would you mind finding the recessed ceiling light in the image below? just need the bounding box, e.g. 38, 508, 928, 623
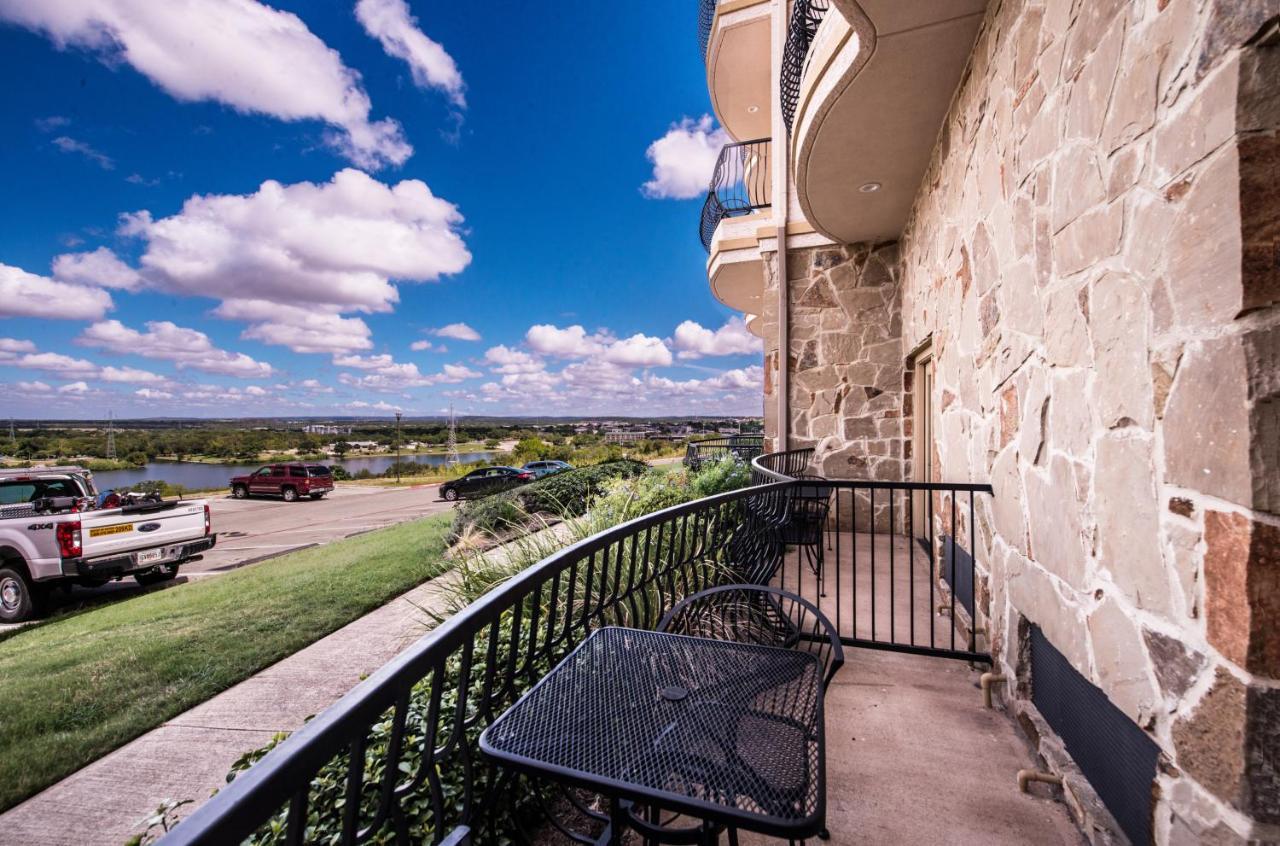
859, 182, 882, 193
746, 105, 760, 113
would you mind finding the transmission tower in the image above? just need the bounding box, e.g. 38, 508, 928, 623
445, 404, 460, 468
105, 411, 117, 460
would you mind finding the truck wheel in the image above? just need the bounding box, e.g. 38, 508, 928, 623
232, 485, 248, 499
282, 487, 299, 502
135, 565, 178, 586
0, 566, 41, 624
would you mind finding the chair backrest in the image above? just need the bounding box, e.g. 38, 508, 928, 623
657, 584, 846, 692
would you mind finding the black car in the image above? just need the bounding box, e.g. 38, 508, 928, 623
440, 466, 533, 501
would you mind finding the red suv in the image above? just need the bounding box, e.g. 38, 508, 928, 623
229, 463, 334, 502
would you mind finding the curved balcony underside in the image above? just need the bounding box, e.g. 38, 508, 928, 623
704, 0, 772, 141
792, 0, 987, 245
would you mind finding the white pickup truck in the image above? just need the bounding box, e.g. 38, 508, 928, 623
0, 466, 216, 622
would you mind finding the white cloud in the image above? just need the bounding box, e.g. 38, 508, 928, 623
58, 381, 90, 394
244, 385, 268, 396
0, 338, 37, 356
334, 353, 480, 391
14, 352, 101, 379
52, 135, 114, 169
0, 262, 113, 320
355, 0, 465, 107
431, 322, 480, 341
52, 247, 143, 291
0, 0, 412, 168
134, 387, 174, 400
641, 115, 729, 200
77, 320, 274, 378
345, 399, 402, 412
671, 316, 762, 359
483, 344, 544, 374
121, 169, 470, 312
410, 340, 433, 351
100, 365, 165, 384
299, 379, 335, 394
525, 324, 607, 358
603, 333, 673, 367
16, 380, 52, 392
214, 299, 373, 354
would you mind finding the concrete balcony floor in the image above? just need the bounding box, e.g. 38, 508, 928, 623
538, 532, 1085, 843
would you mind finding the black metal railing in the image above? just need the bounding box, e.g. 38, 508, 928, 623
163, 451, 992, 845
753, 449, 995, 663
163, 484, 793, 846
752, 446, 816, 482
698, 0, 717, 61
700, 139, 772, 252
781, 0, 832, 134
684, 434, 766, 471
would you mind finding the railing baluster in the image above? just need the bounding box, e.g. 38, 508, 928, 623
889, 488, 896, 645
870, 487, 876, 642
969, 490, 977, 653
908, 487, 915, 647
950, 490, 958, 652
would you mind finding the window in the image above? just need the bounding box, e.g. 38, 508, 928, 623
0, 482, 36, 505
289, 466, 307, 477
255, 468, 272, 477
0, 479, 79, 504
307, 466, 331, 477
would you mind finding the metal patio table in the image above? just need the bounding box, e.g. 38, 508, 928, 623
479, 626, 826, 843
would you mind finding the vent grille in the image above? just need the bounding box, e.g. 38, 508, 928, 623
940, 534, 975, 619
1030, 625, 1159, 845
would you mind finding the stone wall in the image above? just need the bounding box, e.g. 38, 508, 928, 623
894, 0, 1280, 842
761, 242, 906, 481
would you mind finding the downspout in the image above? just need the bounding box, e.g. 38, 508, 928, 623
773, 0, 789, 452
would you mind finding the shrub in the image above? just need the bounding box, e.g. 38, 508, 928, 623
449, 459, 648, 541
515, 459, 646, 517
449, 492, 526, 539
689, 456, 754, 498
329, 466, 350, 481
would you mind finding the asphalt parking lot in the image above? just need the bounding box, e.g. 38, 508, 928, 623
1, 483, 453, 630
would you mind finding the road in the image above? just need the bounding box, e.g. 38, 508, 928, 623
2, 483, 452, 630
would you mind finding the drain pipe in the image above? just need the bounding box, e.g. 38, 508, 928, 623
772, 0, 790, 452
980, 672, 1007, 708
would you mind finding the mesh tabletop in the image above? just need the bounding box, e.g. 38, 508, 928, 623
480, 626, 824, 835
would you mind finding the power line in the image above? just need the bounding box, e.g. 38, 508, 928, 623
106, 411, 117, 460
446, 404, 460, 468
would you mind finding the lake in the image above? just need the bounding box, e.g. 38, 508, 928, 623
90, 453, 495, 492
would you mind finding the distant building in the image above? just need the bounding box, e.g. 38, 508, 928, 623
303, 424, 353, 435
604, 429, 652, 444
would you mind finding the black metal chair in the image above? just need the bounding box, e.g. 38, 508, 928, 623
622, 586, 843, 844
780, 476, 832, 596
658, 585, 844, 691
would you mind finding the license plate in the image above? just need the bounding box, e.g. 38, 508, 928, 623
136, 548, 166, 565
90, 523, 133, 538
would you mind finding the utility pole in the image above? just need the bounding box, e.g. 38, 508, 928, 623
106, 411, 117, 460
446, 404, 460, 468
394, 411, 403, 485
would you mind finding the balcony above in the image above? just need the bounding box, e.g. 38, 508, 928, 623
700, 0, 772, 141
789, 0, 987, 244
701, 138, 772, 314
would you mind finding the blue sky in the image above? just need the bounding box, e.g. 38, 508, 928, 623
0, 0, 762, 418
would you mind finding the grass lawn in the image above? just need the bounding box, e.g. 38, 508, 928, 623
0, 511, 455, 812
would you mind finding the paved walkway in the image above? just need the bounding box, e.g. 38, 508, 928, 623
0, 569, 462, 846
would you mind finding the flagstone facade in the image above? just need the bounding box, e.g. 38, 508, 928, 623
758, 0, 1279, 842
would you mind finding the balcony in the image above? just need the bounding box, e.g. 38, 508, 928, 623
162, 449, 1084, 845
701, 139, 771, 317
698, 0, 771, 141
786, 0, 987, 244
683, 434, 764, 471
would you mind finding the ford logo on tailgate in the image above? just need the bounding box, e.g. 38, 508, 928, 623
137, 522, 162, 533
